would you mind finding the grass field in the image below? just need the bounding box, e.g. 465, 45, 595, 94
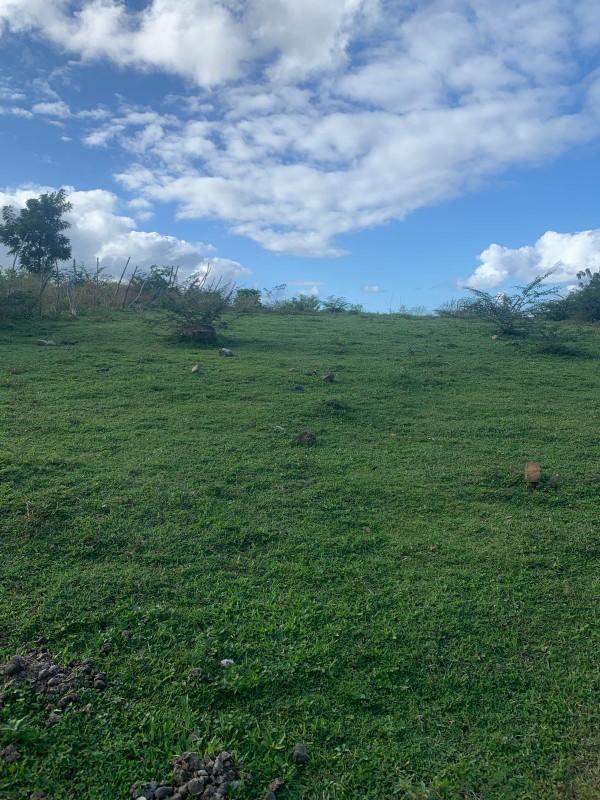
0, 311, 599, 799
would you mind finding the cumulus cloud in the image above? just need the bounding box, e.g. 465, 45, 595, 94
463, 229, 600, 289
362, 285, 381, 293
1, 2, 600, 257
0, 185, 246, 283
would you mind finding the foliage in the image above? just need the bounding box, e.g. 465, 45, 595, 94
233, 287, 263, 314
0, 268, 37, 323
158, 269, 235, 327
463, 272, 559, 334
541, 268, 600, 322
0, 189, 72, 277
0, 312, 599, 799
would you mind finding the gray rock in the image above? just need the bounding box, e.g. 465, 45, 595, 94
94, 679, 107, 691
1, 745, 22, 763
36, 339, 56, 346
268, 777, 285, 792
155, 787, 174, 799
45, 713, 62, 727
264, 793, 277, 800
185, 778, 204, 795
2, 655, 26, 676
218, 348, 234, 357
292, 743, 308, 764
191, 365, 202, 374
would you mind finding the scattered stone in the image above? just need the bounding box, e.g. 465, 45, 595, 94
1, 645, 107, 723
94, 679, 107, 691
268, 777, 285, 792
264, 793, 277, 800
179, 324, 217, 344
36, 339, 56, 346
273, 426, 286, 431
292, 385, 304, 391
292, 743, 308, 764
102, 640, 114, 653
1, 744, 22, 763
83, 703, 94, 713
191, 365, 202, 374
524, 461, 542, 486
60, 338, 78, 345
219, 659, 235, 668
218, 348, 234, 357
121, 630, 132, 639
322, 373, 335, 382
293, 430, 316, 446
130, 751, 245, 800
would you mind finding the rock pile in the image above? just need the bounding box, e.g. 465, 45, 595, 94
0, 644, 107, 718
131, 750, 245, 800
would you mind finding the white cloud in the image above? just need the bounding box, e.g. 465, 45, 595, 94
0, 185, 244, 283
2, 2, 600, 257
463, 229, 600, 289
32, 100, 71, 118
362, 284, 381, 292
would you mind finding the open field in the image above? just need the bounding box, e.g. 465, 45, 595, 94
0, 312, 599, 799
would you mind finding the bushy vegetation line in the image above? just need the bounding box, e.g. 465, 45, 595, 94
0, 311, 599, 799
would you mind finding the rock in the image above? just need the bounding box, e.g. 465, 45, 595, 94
131, 782, 159, 800
218, 348, 234, 357
491, 334, 499, 340
2, 655, 26, 675
219, 659, 235, 668
179, 324, 217, 344
273, 426, 285, 431
264, 793, 277, 800
155, 787, 174, 799
45, 713, 62, 727
186, 778, 205, 795
524, 461, 542, 485
60, 338, 78, 345
292, 743, 308, 764
94, 679, 107, 691
121, 630, 132, 639
293, 430, 316, 446
268, 777, 285, 792
36, 339, 56, 346
322, 373, 335, 382
191, 365, 202, 374
1, 745, 22, 763
548, 474, 560, 488
83, 703, 94, 713
293, 385, 304, 391
57, 692, 79, 709
102, 640, 114, 653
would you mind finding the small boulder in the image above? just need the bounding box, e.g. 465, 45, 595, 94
1, 745, 22, 763
293, 430, 316, 446
179, 324, 217, 343
293, 385, 304, 391
191, 365, 202, 374
218, 348, 234, 357
36, 339, 56, 346
524, 461, 542, 486
268, 777, 285, 792
322, 373, 335, 382
292, 743, 308, 764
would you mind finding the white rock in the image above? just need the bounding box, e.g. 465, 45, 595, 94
220, 659, 235, 668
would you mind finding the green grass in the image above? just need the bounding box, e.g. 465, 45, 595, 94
0, 312, 599, 799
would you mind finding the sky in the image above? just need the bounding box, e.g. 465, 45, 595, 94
1, 0, 600, 312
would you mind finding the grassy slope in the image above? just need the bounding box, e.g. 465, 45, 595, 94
0, 312, 599, 799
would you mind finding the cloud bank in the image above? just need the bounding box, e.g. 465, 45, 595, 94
464, 229, 600, 289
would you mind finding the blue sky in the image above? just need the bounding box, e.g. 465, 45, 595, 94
1, 0, 600, 312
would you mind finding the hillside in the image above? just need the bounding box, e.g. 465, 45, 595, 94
1, 312, 599, 799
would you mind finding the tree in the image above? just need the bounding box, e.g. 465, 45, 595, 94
464, 272, 559, 335
541, 269, 600, 322
0, 189, 73, 312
